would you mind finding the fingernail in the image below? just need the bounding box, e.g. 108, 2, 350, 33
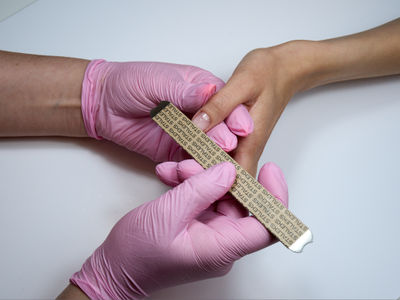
192, 112, 210, 131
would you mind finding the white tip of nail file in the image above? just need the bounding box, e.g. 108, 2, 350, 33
289, 229, 313, 253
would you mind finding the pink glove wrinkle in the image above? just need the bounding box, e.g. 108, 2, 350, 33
81, 59, 254, 162
81, 59, 104, 139
71, 162, 288, 299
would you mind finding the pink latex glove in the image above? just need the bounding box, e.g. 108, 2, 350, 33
81, 60, 254, 162
70, 162, 288, 299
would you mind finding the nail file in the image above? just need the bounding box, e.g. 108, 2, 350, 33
151, 101, 313, 252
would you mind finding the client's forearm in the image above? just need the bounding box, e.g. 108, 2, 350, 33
304, 18, 400, 90
0, 50, 89, 137
57, 284, 89, 300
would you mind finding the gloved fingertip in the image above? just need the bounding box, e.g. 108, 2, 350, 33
181, 83, 217, 112
206, 162, 237, 190
180, 162, 237, 215
189, 69, 225, 92
214, 80, 225, 92
171, 147, 189, 162
226, 104, 254, 137
258, 162, 288, 207
155, 161, 180, 186
177, 159, 204, 182
266, 162, 287, 186
207, 123, 238, 152
237, 217, 276, 253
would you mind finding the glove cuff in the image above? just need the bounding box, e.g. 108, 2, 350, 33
81, 59, 106, 140
70, 248, 149, 299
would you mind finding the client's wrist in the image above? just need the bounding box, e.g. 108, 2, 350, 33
270, 40, 328, 95
56, 284, 90, 300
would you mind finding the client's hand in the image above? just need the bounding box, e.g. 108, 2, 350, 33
81, 60, 253, 162
70, 162, 288, 299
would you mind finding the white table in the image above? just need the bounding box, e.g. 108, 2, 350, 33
1, 1, 399, 299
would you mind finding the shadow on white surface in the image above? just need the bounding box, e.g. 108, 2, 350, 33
0, 136, 157, 178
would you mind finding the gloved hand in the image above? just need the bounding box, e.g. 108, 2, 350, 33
81, 60, 254, 162
70, 162, 288, 299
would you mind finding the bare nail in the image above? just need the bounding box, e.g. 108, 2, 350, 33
192, 112, 210, 131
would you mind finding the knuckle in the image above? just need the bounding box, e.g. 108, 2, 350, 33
204, 94, 231, 121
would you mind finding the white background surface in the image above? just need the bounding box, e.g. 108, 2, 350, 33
0, 1, 399, 299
